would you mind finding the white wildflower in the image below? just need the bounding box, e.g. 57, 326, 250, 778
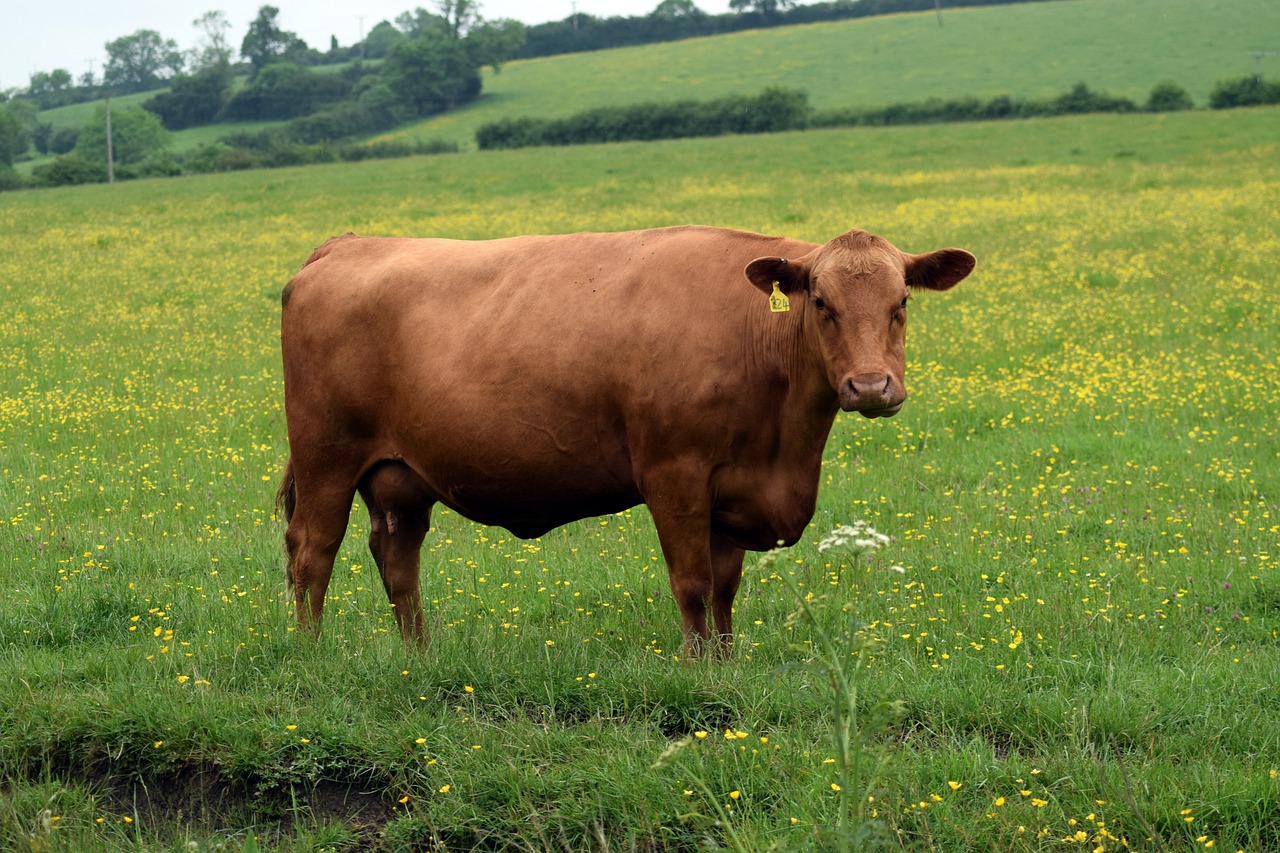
817, 521, 890, 556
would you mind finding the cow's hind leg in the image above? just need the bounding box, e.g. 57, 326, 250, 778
284, 472, 357, 637
710, 534, 746, 655
358, 462, 434, 643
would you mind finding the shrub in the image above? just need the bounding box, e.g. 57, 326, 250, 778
31, 155, 109, 187
135, 151, 183, 178
476, 87, 810, 150
144, 65, 233, 130
74, 104, 171, 166
1209, 75, 1280, 109
49, 127, 79, 155
0, 166, 27, 191
220, 63, 352, 122
1146, 81, 1194, 112
1044, 82, 1137, 116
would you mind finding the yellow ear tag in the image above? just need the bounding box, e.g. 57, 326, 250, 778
768, 281, 790, 313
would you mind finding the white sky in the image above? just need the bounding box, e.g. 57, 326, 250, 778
2, 0, 736, 91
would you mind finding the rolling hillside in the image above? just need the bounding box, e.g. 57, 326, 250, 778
381, 0, 1278, 148
25, 0, 1280, 163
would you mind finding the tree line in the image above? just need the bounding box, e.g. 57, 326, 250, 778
0, 1, 525, 184
514, 0, 1059, 60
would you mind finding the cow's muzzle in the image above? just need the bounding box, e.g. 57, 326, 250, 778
839, 373, 905, 418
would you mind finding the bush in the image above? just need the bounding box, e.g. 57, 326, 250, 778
0, 166, 27, 191
1209, 75, 1280, 109
49, 128, 79, 155
144, 65, 233, 130
220, 63, 352, 122
476, 87, 810, 150
31, 154, 109, 187
1042, 82, 1137, 116
74, 104, 171, 166
260, 143, 336, 168
1146, 81, 1194, 112
135, 151, 183, 177
338, 139, 459, 161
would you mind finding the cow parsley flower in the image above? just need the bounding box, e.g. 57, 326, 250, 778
817, 521, 890, 556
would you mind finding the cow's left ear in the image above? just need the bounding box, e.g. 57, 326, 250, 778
745, 256, 810, 296
902, 248, 976, 291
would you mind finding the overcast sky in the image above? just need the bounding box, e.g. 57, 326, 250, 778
2, 0, 736, 91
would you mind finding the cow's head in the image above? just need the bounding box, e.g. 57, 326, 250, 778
746, 229, 974, 418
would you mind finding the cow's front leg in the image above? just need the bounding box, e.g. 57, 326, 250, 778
644, 464, 719, 658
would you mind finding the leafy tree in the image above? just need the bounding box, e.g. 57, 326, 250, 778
241, 6, 308, 75
50, 127, 79, 155
728, 0, 793, 14
0, 106, 26, 166
144, 64, 233, 129
104, 29, 184, 92
189, 11, 234, 71
0, 100, 37, 164
220, 63, 351, 121
435, 0, 481, 39
381, 31, 480, 115
74, 104, 171, 166
27, 68, 76, 108
464, 19, 526, 72
395, 7, 447, 39
364, 20, 406, 58
651, 0, 704, 20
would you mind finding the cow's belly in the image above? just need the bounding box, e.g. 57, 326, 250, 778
442, 481, 642, 539
388, 411, 641, 539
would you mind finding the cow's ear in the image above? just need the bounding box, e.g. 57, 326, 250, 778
902, 248, 975, 291
745, 256, 810, 295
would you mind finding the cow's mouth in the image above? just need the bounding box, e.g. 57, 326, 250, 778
858, 403, 903, 419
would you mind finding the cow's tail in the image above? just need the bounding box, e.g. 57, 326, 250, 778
276, 457, 297, 522
276, 458, 297, 590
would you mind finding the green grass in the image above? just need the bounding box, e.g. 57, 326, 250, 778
2, 107, 1279, 851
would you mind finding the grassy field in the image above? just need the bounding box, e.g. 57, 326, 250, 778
2, 106, 1279, 851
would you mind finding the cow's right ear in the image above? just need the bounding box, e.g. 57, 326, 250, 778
745, 257, 809, 296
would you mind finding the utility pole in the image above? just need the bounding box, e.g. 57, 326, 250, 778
571, 1, 579, 33
358, 15, 366, 60
934, 0, 944, 28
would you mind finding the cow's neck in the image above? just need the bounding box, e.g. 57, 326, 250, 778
747, 299, 840, 450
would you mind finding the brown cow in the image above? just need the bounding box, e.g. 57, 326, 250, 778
277, 226, 973, 655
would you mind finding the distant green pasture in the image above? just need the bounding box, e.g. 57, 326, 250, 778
386, 0, 1280, 147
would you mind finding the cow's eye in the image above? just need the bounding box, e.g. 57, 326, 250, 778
813, 297, 826, 310
900, 296, 909, 308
